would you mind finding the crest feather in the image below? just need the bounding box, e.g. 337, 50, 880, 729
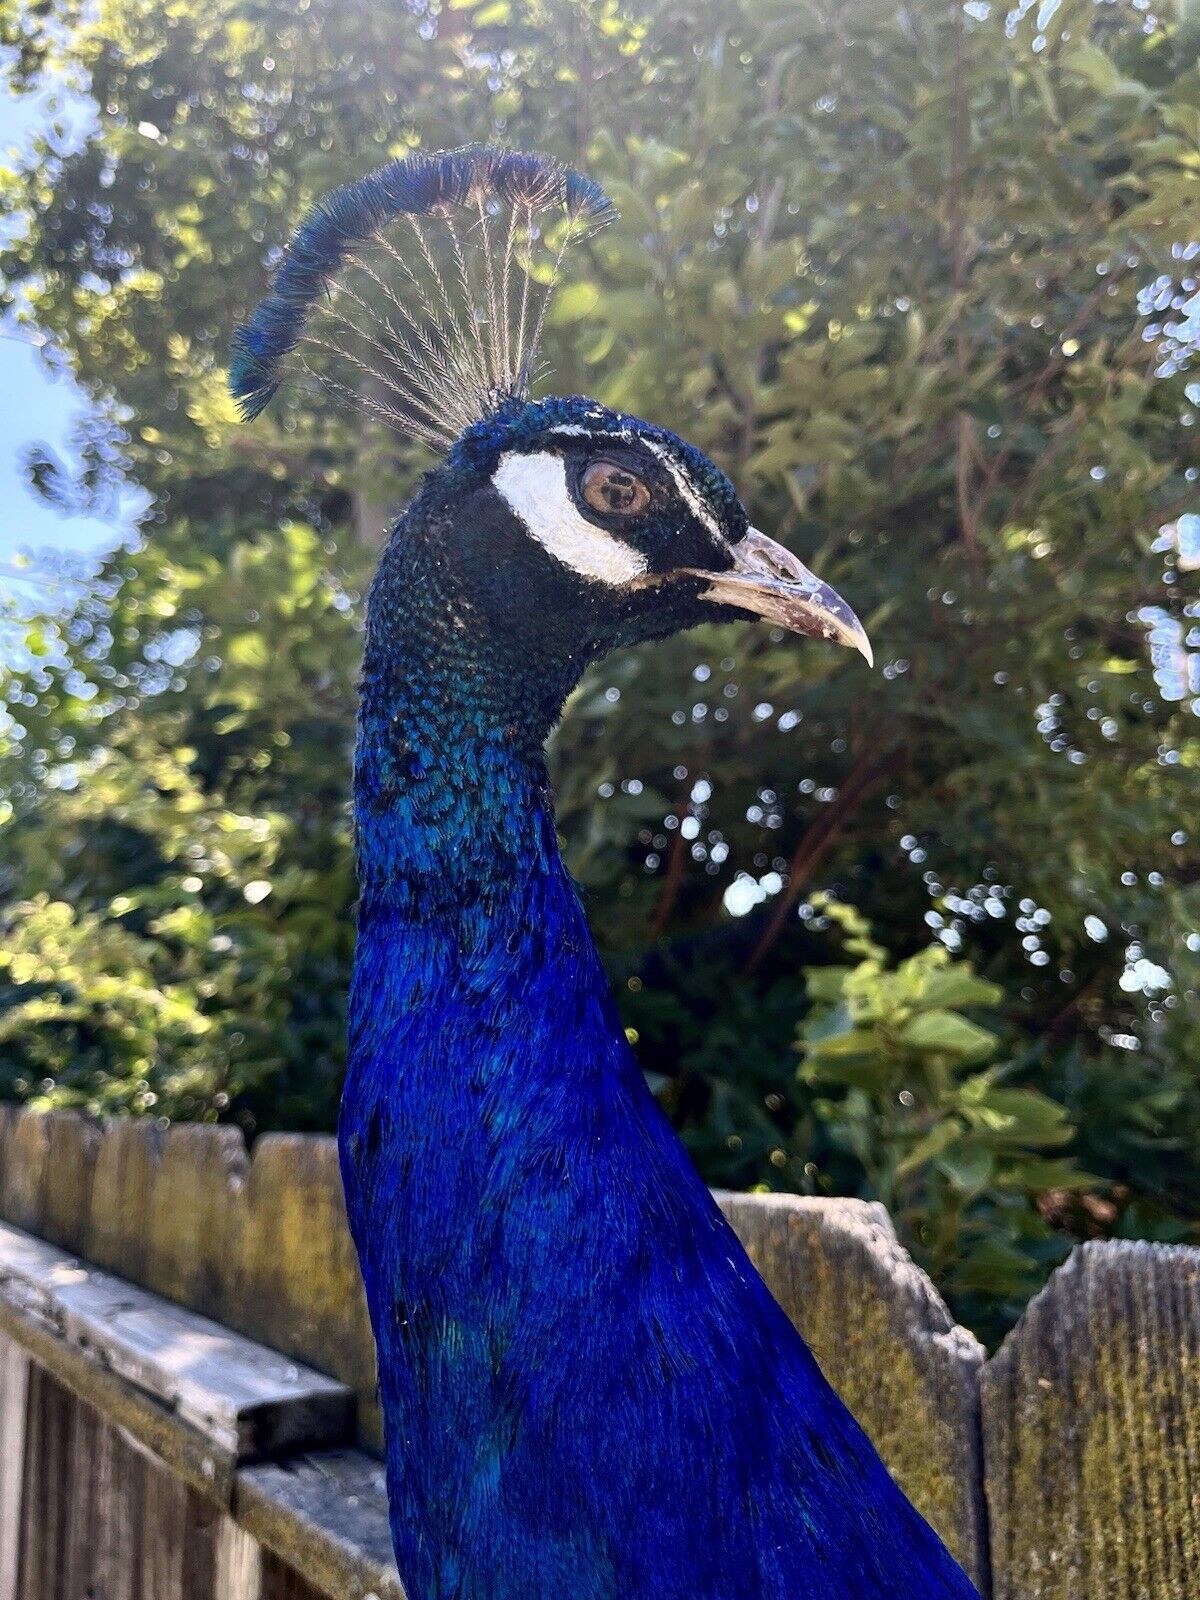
229, 144, 616, 446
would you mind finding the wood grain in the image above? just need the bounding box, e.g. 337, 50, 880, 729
215, 1515, 265, 1600
236, 1451, 402, 1600
717, 1191, 988, 1589
0, 1220, 352, 1466
86, 1414, 144, 1600
0, 1110, 380, 1450
0, 1335, 29, 1600
983, 1240, 1200, 1600
16, 1363, 69, 1600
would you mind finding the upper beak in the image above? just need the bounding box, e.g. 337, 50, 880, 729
681, 527, 873, 667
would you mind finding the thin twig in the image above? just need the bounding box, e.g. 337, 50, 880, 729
948, 0, 980, 570
735, 51, 787, 470
742, 745, 900, 976
648, 778, 695, 938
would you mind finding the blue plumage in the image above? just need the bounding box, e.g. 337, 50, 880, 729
233, 154, 980, 1599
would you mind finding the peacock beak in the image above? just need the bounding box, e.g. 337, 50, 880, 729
685, 527, 873, 666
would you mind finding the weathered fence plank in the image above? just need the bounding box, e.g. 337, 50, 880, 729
16, 1361, 70, 1600
718, 1191, 988, 1589
0, 1108, 381, 1450
237, 1135, 377, 1449
7, 1360, 286, 1600
0, 1221, 353, 1462
983, 1240, 1200, 1599
0, 1219, 353, 1505
141, 1461, 217, 1600
216, 1516, 265, 1600
60, 1389, 102, 1598
0, 1335, 28, 1600
0, 1112, 48, 1240
39, 1110, 100, 1252
4, 1105, 1200, 1599
237, 1451, 401, 1600
86, 1412, 144, 1600
87, 1110, 165, 1283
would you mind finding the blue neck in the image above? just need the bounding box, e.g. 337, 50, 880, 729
340, 507, 979, 1600
353, 516, 578, 929
345, 507, 607, 1130
354, 664, 560, 926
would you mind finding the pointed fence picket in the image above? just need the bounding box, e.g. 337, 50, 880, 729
0, 1106, 1195, 1599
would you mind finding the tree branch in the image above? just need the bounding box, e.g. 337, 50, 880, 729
742, 745, 900, 976
948, 0, 980, 569
648, 778, 694, 939
735, 49, 786, 470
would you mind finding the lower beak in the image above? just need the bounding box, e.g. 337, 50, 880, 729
682, 527, 873, 666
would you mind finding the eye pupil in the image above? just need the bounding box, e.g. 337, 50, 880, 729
581, 460, 650, 516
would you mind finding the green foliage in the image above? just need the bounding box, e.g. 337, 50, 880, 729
1, 0, 1199, 1334
0, 517, 360, 1131
796, 897, 1085, 1338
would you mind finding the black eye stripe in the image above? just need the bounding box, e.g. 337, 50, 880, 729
539, 426, 735, 520
542, 432, 734, 543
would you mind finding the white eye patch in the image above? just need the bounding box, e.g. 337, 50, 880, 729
492, 450, 648, 587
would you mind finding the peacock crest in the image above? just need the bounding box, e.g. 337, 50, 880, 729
229, 144, 616, 449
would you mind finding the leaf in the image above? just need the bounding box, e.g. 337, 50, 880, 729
549, 281, 600, 323
226, 632, 269, 669
961, 1086, 1074, 1149
899, 1010, 997, 1060
896, 1117, 962, 1176
998, 1156, 1096, 1192
802, 1027, 882, 1061
952, 1239, 1040, 1297
917, 969, 1005, 1010
801, 965, 855, 1003
937, 1143, 995, 1196
1063, 44, 1142, 101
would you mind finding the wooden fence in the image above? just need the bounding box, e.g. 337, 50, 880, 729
0, 1106, 1196, 1599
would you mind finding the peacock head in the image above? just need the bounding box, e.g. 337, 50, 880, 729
433, 393, 871, 666
230, 146, 870, 678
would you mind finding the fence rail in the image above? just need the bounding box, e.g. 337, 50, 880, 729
0, 1106, 1196, 1599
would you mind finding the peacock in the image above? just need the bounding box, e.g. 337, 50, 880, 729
231, 146, 980, 1600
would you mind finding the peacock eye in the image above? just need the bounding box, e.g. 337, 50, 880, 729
580, 460, 651, 517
